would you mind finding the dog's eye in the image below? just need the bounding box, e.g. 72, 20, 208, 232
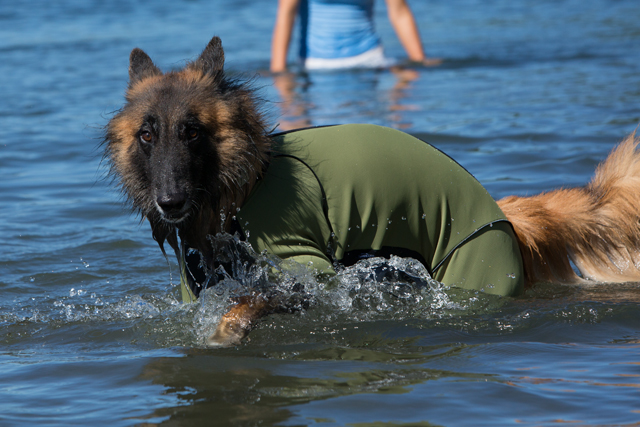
187, 128, 199, 140
140, 131, 152, 143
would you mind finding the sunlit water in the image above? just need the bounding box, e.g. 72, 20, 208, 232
2, 0, 640, 425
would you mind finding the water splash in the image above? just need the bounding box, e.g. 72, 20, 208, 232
326, 255, 459, 318
182, 233, 463, 344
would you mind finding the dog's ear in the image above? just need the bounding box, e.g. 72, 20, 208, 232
192, 36, 225, 76
129, 48, 161, 87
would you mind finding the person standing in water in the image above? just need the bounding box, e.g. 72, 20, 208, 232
271, 0, 442, 72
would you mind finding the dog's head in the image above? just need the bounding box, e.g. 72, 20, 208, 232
104, 37, 270, 257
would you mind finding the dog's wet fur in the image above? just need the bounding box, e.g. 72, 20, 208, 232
105, 37, 640, 346
105, 37, 271, 266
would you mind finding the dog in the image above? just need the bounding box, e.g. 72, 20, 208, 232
104, 36, 640, 346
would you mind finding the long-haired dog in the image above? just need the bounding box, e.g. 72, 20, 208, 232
105, 37, 640, 346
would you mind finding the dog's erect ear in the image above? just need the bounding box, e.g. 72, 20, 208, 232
192, 36, 225, 76
129, 48, 161, 86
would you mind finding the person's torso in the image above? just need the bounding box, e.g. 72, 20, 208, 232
298, 0, 381, 59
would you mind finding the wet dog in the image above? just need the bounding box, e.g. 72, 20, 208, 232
104, 37, 640, 346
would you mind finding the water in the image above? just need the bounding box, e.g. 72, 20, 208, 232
2, 0, 640, 425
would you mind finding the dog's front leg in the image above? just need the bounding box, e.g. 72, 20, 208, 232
207, 294, 273, 347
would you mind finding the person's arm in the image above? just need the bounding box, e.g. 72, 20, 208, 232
385, 0, 441, 65
271, 0, 300, 72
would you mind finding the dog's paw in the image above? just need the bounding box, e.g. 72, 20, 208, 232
206, 318, 249, 347
205, 295, 272, 347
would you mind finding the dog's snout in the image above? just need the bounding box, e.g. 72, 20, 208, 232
156, 193, 187, 215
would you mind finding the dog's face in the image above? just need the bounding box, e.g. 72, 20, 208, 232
105, 37, 270, 255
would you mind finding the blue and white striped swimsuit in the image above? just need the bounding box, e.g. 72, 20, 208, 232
298, 0, 381, 60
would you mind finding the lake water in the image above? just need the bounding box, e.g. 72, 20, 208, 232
2, 0, 640, 425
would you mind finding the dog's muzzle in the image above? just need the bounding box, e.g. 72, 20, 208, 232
156, 193, 191, 222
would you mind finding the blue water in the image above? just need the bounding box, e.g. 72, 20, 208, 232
2, 0, 640, 425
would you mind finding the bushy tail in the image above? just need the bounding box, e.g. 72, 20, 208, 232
498, 132, 640, 286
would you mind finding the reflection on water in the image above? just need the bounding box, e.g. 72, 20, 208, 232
135, 321, 640, 426
137, 344, 477, 426
272, 66, 425, 131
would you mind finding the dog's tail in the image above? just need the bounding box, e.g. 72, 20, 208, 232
497, 132, 640, 286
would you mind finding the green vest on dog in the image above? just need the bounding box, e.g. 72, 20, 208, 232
182, 124, 523, 301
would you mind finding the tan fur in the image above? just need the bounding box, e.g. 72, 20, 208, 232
498, 132, 640, 286
107, 115, 140, 171
207, 295, 273, 347
125, 74, 165, 100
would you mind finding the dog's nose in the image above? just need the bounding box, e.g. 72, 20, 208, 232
156, 193, 187, 215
